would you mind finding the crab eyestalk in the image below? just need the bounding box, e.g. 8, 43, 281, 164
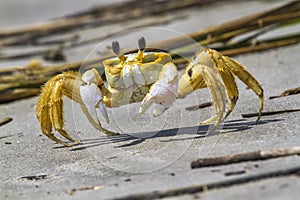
112, 40, 127, 62
136, 37, 146, 61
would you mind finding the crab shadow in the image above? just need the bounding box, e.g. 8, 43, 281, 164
58, 118, 282, 151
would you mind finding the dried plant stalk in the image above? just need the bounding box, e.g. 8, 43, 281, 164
242, 108, 300, 118
191, 146, 300, 168
269, 87, 300, 99
0, 1, 299, 103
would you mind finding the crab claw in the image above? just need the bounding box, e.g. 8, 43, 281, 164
80, 70, 109, 124
139, 62, 178, 117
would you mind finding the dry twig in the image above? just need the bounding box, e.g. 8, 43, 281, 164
185, 102, 212, 111
191, 146, 300, 168
0, 1, 299, 103
19, 174, 48, 181
65, 185, 104, 195
269, 87, 300, 99
0, 0, 230, 42
241, 108, 300, 118
0, 117, 13, 127
115, 166, 300, 199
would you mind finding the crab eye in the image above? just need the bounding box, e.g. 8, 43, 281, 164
111, 40, 127, 62
112, 40, 120, 55
138, 37, 146, 51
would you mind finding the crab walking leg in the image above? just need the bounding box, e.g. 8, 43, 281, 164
139, 62, 178, 116
35, 72, 83, 146
188, 49, 238, 120
193, 64, 227, 126
50, 79, 80, 145
178, 59, 226, 126
216, 62, 239, 119
79, 104, 119, 136
223, 56, 264, 120
36, 77, 70, 146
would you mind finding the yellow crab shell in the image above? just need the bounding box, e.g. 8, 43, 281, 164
103, 52, 172, 89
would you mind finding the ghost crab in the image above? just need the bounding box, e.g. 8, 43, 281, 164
35, 37, 264, 146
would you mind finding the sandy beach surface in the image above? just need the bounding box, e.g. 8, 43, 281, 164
1, 1, 299, 199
